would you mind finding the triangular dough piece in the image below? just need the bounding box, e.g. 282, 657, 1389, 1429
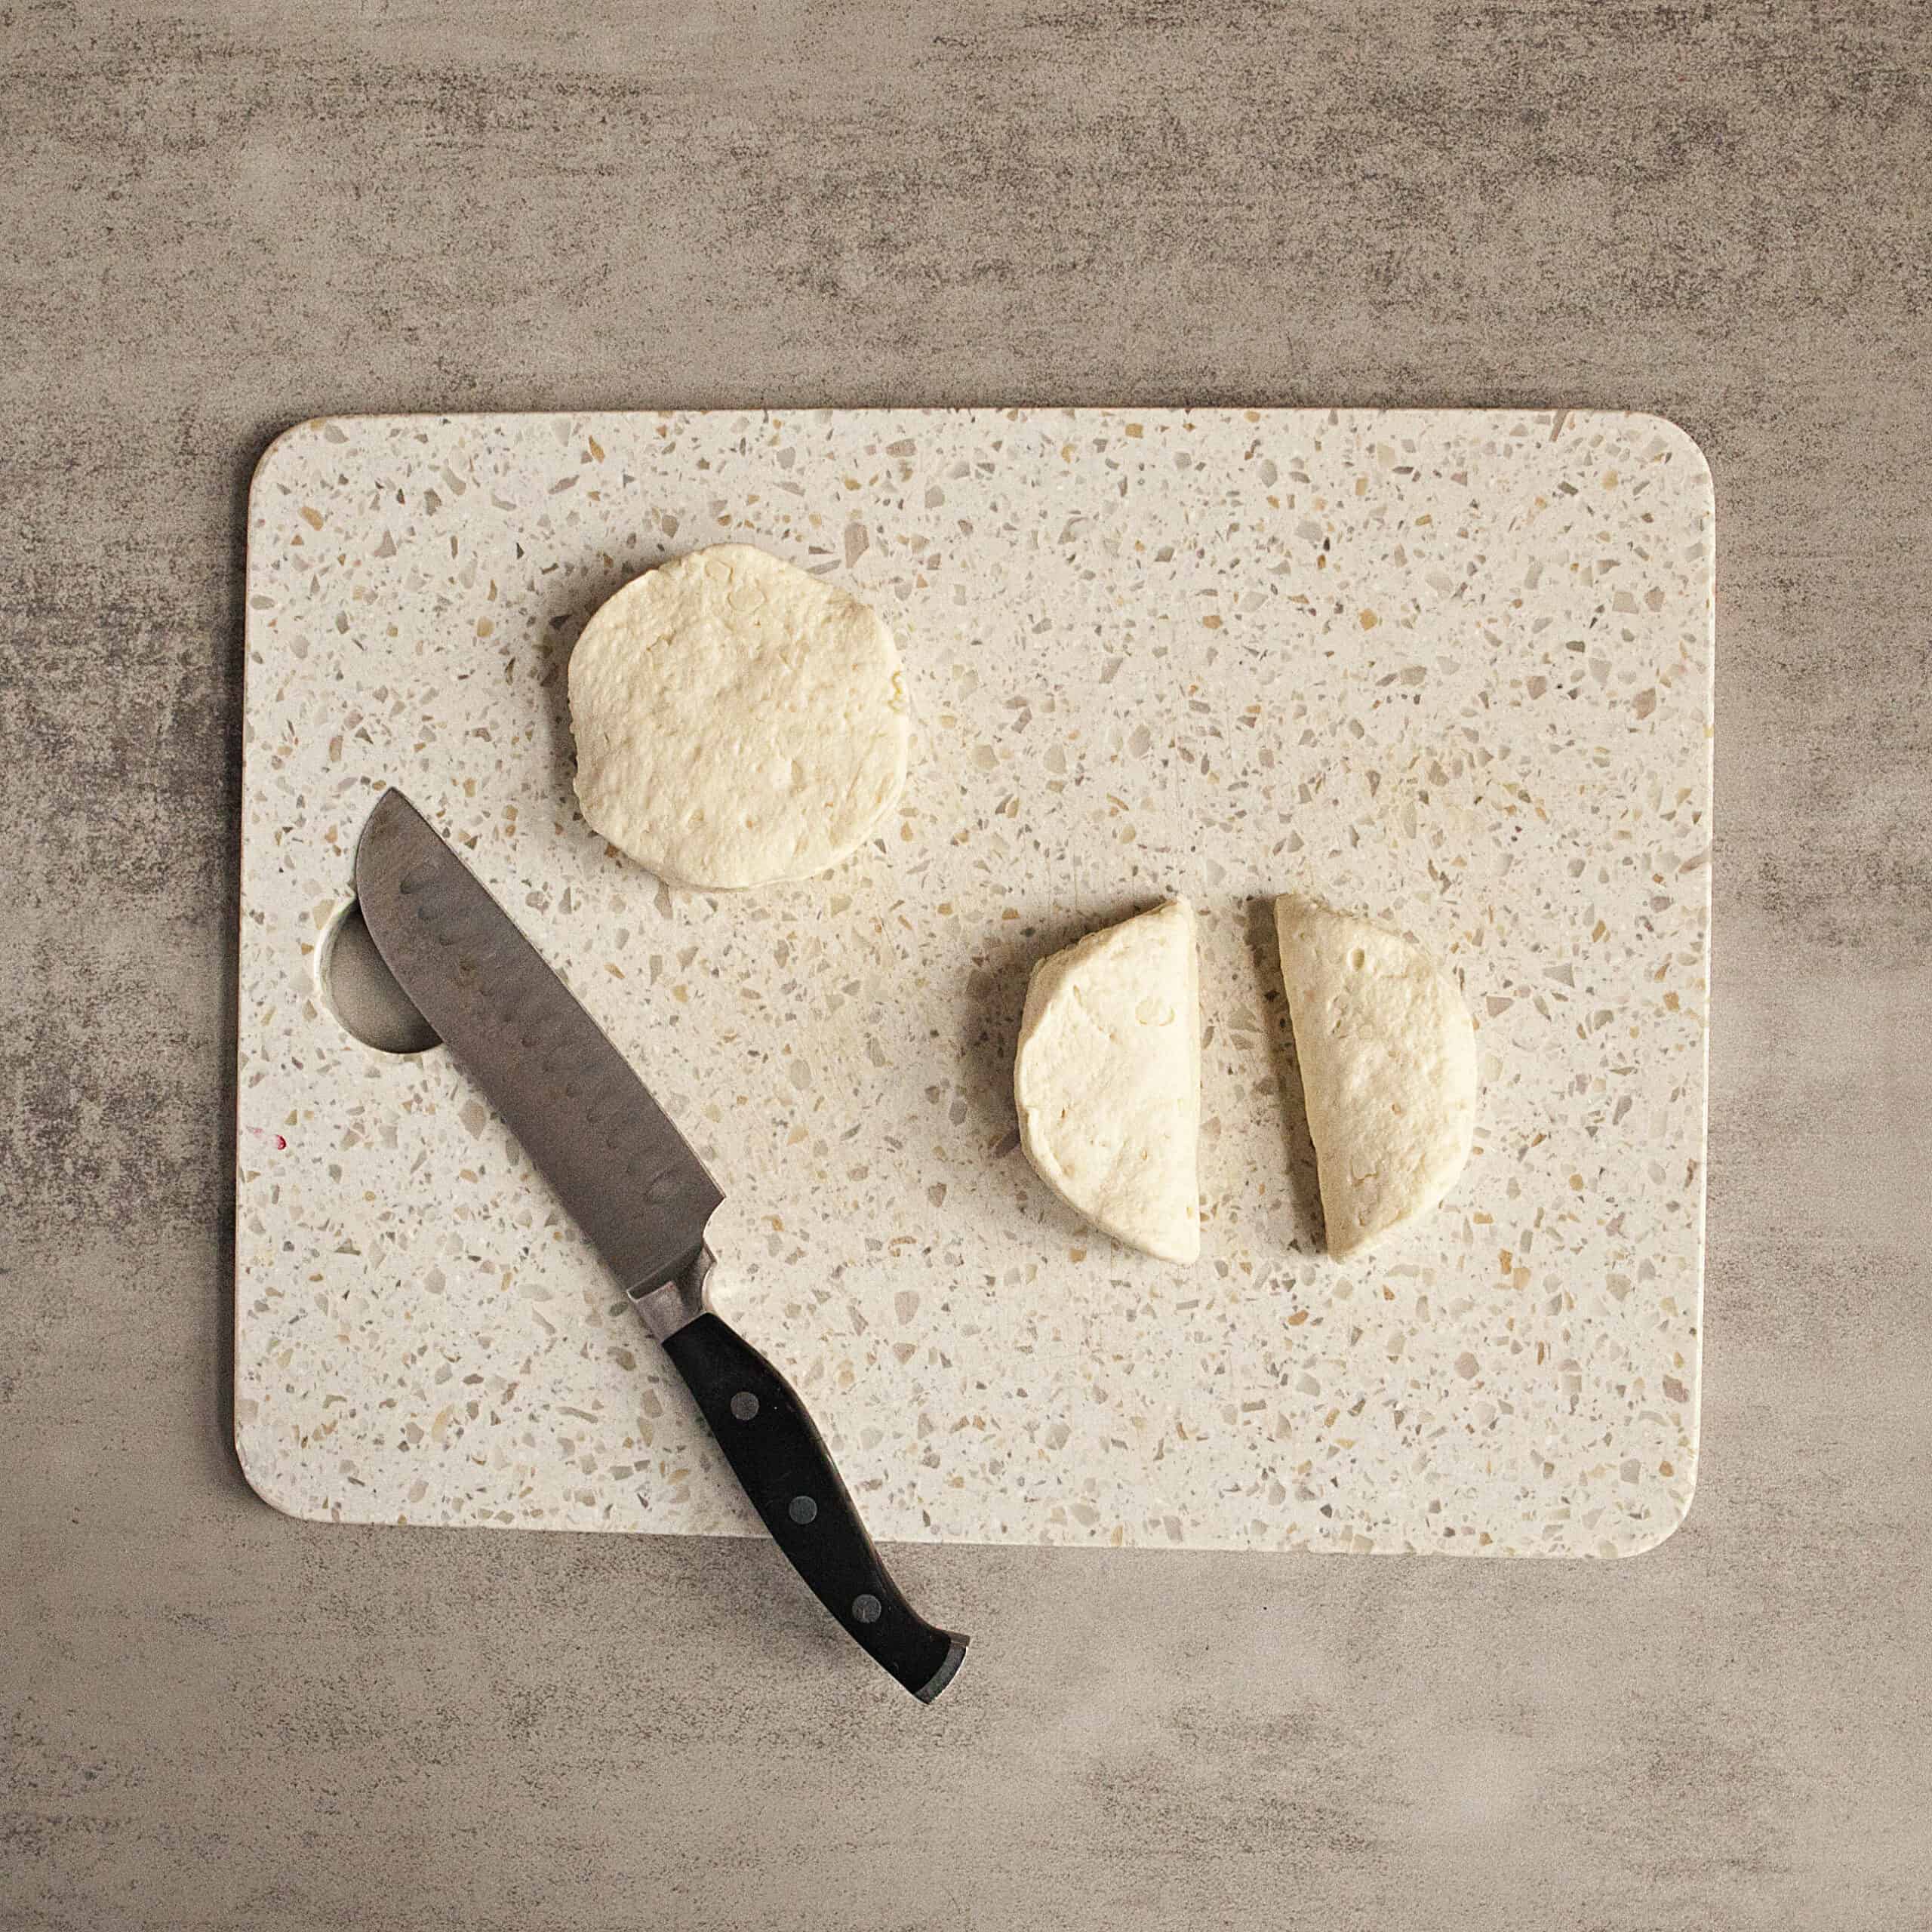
1014, 900, 1201, 1262
1273, 897, 1476, 1258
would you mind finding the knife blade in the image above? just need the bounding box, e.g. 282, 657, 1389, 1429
354, 789, 968, 1703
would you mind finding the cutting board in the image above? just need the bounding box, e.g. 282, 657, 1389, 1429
235, 407, 1712, 1556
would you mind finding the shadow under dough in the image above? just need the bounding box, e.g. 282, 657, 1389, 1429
1244, 894, 1325, 1248
533, 574, 607, 817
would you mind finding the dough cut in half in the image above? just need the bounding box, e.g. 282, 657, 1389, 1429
1014, 900, 1201, 1263
1273, 897, 1476, 1258
569, 544, 909, 890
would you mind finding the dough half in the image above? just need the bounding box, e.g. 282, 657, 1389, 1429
1273, 897, 1476, 1258
1014, 900, 1201, 1263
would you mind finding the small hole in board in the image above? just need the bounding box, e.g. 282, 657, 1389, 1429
319, 899, 442, 1057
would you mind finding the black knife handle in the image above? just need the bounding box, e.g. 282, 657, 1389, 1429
661, 1312, 969, 1703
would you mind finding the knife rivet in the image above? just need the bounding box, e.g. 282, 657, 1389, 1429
851, 1593, 882, 1625
788, 1495, 818, 1525
729, 1392, 759, 1422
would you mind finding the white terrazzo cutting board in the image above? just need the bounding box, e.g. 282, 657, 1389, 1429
236, 407, 1712, 1557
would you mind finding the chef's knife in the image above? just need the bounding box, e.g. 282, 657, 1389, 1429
354, 788, 968, 1703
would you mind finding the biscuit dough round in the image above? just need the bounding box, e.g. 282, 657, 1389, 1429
1014, 900, 1201, 1263
1272, 897, 1477, 1258
569, 545, 909, 889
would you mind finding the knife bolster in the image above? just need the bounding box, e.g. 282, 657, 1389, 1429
627, 1244, 715, 1341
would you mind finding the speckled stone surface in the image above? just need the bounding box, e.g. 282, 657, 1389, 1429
238, 407, 1711, 1555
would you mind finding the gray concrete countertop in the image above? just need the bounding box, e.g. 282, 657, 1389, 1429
3, 5, 1927, 1927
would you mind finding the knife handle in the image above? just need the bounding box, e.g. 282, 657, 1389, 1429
661, 1312, 969, 1703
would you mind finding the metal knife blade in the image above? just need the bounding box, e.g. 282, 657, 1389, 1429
354, 789, 722, 1297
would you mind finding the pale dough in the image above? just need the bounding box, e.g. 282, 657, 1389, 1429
1273, 897, 1476, 1258
1014, 900, 1201, 1263
568, 544, 909, 890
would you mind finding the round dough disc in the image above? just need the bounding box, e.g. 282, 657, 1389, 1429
569, 545, 909, 889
